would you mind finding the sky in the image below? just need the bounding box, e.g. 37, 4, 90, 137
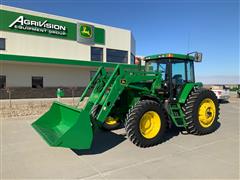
1, 0, 239, 84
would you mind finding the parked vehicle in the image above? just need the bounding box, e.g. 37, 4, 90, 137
237, 85, 240, 98
211, 85, 230, 102
32, 52, 220, 150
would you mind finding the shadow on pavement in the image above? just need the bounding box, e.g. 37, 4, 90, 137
72, 126, 182, 155
164, 126, 180, 141
219, 99, 229, 104
71, 130, 126, 155
180, 121, 221, 135
71, 121, 221, 156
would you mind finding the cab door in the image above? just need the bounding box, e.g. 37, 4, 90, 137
169, 60, 195, 100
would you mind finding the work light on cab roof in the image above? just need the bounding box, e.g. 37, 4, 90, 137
145, 52, 202, 62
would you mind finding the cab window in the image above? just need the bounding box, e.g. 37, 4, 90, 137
172, 62, 186, 85
186, 61, 194, 82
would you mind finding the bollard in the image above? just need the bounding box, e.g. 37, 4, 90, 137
56, 88, 64, 102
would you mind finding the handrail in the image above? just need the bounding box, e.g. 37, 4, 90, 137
94, 64, 120, 105
76, 66, 104, 107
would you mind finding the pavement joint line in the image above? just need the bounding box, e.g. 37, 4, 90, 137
171, 142, 192, 151
170, 137, 233, 153
84, 137, 236, 179
187, 137, 233, 152
83, 152, 179, 179
201, 152, 237, 166
79, 156, 108, 180
179, 137, 239, 166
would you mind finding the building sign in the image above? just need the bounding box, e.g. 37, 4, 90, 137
9, 16, 67, 36
0, 9, 76, 40
0, 9, 105, 44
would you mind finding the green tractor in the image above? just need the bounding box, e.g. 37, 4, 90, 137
32, 52, 220, 149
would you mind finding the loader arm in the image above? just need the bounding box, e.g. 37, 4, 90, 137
32, 64, 161, 150
96, 66, 161, 124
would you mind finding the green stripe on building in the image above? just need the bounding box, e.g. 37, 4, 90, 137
0, 54, 137, 68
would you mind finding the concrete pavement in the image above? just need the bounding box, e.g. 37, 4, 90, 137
1, 98, 239, 179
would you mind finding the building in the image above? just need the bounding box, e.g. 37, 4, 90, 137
0, 5, 136, 99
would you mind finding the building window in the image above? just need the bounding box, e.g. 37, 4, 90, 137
0, 38, 6, 50
32, 76, 43, 88
131, 53, 135, 64
91, 47, 103, 61
107, 49, 128, 63
0, 75, 6, 89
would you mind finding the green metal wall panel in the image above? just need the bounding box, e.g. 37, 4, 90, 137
94, 27, 105, 44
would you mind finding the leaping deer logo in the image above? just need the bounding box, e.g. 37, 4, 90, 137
82, 26, 90, 36
80, 25, 92, 38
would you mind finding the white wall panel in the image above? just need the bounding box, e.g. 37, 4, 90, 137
1, 62, 96, 87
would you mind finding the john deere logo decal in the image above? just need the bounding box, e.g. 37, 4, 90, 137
77, 23, 94, 44
80, 25, 92, 38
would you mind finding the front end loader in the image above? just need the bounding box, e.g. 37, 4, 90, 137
32, 52, 220, 149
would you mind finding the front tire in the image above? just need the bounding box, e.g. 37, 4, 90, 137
125, 100, 167, 148
91, 105, 121, 131
102, 116, 121, 130
183, 88, 220, 135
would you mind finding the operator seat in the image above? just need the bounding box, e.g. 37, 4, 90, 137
172, 74, 183, 85
172, 74, 184, 97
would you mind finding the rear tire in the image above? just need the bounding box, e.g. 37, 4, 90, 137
125, 100, 167, 148
183, 88, 220, 135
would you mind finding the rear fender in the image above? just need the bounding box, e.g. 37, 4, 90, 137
178, 82, 203, 104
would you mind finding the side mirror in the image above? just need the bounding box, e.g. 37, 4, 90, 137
194, 52, 202, 62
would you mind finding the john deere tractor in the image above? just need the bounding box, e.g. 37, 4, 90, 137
32, 52, 220, 149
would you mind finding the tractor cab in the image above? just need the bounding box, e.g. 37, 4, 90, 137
144, 52, 202, 100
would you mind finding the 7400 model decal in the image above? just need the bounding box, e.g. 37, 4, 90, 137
9, 16, 67, 36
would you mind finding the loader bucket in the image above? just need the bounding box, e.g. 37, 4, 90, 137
31, 101, 93, 149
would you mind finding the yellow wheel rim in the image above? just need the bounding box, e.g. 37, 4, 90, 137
198, 98, 216, 128
139, 111, 161, 139
105, 117, 119, 125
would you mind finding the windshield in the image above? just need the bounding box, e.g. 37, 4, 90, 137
145, 60, 166, 72
145, 60, 167, 80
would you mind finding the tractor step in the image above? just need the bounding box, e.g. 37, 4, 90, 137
168, 103, 186, 128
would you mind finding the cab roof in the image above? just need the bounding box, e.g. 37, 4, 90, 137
144, 53, 195, 61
